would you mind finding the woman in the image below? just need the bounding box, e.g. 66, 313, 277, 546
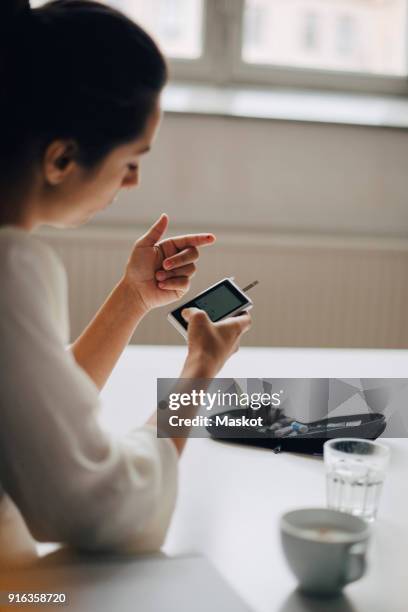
0, 0, 251, 567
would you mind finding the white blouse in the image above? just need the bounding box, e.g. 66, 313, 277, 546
0, 226, 178, 568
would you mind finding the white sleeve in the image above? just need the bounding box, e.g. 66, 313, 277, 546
0, 236, 178, 553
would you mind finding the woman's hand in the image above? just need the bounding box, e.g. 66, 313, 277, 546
181, 308, 252, 378
124, 214, 215, 312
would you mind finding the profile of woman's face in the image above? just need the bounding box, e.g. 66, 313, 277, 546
39, 101, 162, 228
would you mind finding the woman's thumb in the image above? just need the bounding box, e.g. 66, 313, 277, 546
137, 213, 169, 247
181, 307, 203, 322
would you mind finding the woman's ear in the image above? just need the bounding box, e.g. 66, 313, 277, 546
43, 140, 79, 185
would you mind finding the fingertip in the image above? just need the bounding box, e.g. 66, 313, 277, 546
204, 233, 216, 244
195, 233, 216, 247
236, 311, 252, 330
182, 306, 203, 319
236, 310, 249, 317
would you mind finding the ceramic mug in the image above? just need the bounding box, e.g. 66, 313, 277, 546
280, 508, 371, 596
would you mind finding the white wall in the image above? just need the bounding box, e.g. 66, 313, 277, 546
94, 113, 408, 237
41, 112, 408, 349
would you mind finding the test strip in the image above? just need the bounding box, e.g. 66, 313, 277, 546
243, 280, 259, 292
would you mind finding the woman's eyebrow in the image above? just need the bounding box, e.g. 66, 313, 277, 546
138, 145, 151, 154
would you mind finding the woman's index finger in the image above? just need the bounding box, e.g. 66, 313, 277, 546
170, 233, 216, 249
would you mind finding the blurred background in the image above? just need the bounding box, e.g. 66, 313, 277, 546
32, 0, 408, 348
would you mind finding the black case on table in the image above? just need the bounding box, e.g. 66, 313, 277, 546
206, 409, 387, 455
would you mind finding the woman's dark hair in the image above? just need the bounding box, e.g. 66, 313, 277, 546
0, 0, 167, 184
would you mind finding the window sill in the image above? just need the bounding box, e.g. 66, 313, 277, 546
162, 82, 408, 129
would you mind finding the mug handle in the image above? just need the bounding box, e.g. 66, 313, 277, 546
345, 543, 367, 584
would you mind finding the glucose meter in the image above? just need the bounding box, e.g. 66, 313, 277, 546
167, 277, 257, 339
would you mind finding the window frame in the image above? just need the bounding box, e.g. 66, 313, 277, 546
164, 0, 215, 81
33, 0, 408, 95
169, 0, 408, 96
167, 0, 238, 84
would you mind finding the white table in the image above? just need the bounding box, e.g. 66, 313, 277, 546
99, 346, 408, 612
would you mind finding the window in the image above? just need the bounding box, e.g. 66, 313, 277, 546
30, 0, 408, 94
101, 0, 205, 59
239, 1, 407, 78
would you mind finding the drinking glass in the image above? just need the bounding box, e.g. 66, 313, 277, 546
324, 438, 390, 522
